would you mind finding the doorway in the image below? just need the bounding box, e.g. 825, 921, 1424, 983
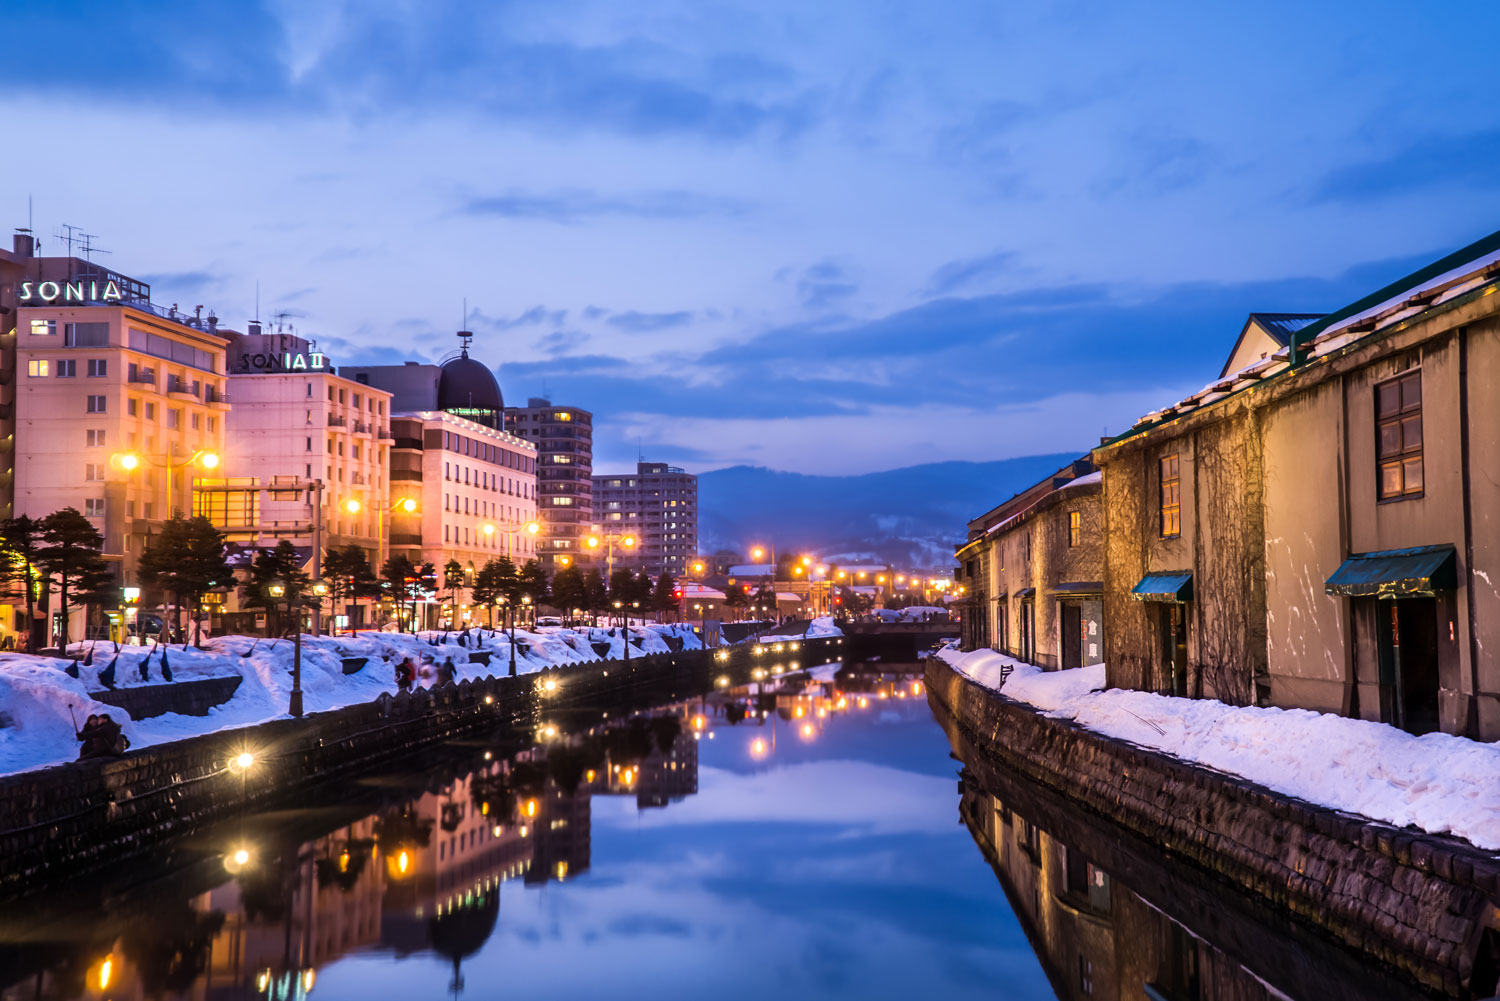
1158, 603, 1188, 696
1376, 597, 1440, 735
1060, 603, 1082, 669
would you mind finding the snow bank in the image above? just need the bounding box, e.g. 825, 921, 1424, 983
0, 623, 705, 777
939, 646, 1500, 851
763, 616, 843, 641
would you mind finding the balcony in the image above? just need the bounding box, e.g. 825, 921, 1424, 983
378, 428, 394, 439
129, 368, 156, 386
165, 378, 200, 400
327, 414, 347, 428
205, 386, 230, 407
353, 420, 372, 434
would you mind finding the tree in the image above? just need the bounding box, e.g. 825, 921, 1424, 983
632, 569, 654, 610
493, 555, 520, 606
583, 569, 608, 624
379, 554, 421, 632
0, 516, 46, 651
471, 559, 501, 627
324, 544, 379, 634
442, 559, 466, 628
38, 508, 114, 648
608, 568, 635, 603
550, 566, 586, 625
242, 541, 313, 636
652, 573, 678, 622
518, 559, 549, 609
724, 584, 749, 618
138, 516, 234, 646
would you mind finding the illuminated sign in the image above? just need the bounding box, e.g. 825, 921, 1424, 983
234, 351, 326, 373
19, 279, 123, 304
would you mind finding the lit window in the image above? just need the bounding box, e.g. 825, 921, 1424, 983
1159, 454, 1180, 538
1069, 511, 1081, 547
1376, 371, 1423, 500
30, 319, 55, 336
27, 360, 48, 377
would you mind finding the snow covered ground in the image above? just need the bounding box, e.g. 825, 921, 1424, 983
0, 623, 704, 778
937, 644, 1500, 852
763, 616, 844, 641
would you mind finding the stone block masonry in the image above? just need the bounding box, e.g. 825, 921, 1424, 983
0, 636, 844, 896
926, 656, 1500, 999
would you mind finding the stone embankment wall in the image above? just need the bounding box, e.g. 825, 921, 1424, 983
0, 635, 843, 894
926, 657, 1500, 1000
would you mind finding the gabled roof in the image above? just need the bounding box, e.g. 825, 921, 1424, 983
1217, 313, 1323, 378
1102, 225, 1500, 452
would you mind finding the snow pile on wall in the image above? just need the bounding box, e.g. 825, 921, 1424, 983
763, 616, 843, 641
938, 646, 1500, 851
0, 623, 704, 778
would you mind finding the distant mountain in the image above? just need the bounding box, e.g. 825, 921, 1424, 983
697, 453, 1080, 568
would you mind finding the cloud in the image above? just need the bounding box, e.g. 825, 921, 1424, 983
783, 259, 857, 311
536, 330, 590, 355
139, 270, 222, 294
1093, 129, 1216, 197
472, 305, 569, 330
461, 188, 750, 224
1310, 127, 1500, 203
607, 310, 694, 332
925, 250, 1016, 296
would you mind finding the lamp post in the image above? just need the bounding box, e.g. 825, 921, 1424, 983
751, 543, 776, 636
264, 575, 322, 718
111, 447, 222, 521
586, 530, 636, 583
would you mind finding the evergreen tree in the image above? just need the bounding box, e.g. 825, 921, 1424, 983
652, 573, 678, 621
608, 568, 635, 602
583, 569, 608, 624
379, 554, 419, 632
324, 544, 379, 633
470, 559, 501, 627
39, 508, 114, 648
442, 559, 466, 628
550, 565, 586, 625
724, 584, 749, 618
518, 559, 549, 608
0, 515, 46, 652
243, 541, 312, 636
633, 569, 655, 609
139, 516, 233, 646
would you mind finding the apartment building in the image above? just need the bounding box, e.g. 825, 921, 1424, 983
215, 324, 393, 560
504, 398, 594, 572
590, 462, 698, 579
13, 292, 230, 641
387, 410, 538, 578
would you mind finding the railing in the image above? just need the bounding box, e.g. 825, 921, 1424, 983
353, 420, 371, 433
378, 429, 394, 439
205, 386, 229, 404
166, 377, 200, 397
129, 368, 156, 385
327, 414, 347, 427
350, 472, 367, 485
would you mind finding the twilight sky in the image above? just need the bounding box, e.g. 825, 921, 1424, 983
3, 0, 1498, 475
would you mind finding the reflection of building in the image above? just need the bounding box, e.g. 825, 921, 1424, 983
631, 727, 698, 809
954, 458, 1103, 667
526, 782, 592, 884
504, 398, 594, 572
591, 462, 699, 579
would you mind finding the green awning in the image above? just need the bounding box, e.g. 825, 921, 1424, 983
1132, 571, 1193, 602
1325, 545, 1457, 597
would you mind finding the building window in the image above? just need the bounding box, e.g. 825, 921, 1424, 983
86, 395, 107, 414
1377, 371, 1423, 500
86, 429, 106, 447
84, 463, 104, 481
167, 408, 181, 429
1078, 956, 1093, 996
30, 319, 56, 337
85, 499, 105, 517
1068, 511, 1081, 547
145, 402, 155, 420
1159, 454, 1181, 538
56, 359, 77, 377
127, 398, 137, 416
87, 359, 107, 377
27, 360, 48, 378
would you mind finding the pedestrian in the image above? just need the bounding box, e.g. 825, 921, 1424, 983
395, 657, 415, 692
438, 658, 456, 686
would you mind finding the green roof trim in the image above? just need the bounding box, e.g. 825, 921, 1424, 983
1288, 225, 1500, 354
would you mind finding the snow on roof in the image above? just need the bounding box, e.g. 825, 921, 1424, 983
679, 582, 725, 599
776, 592, 802, 601
728, 564, 772, 576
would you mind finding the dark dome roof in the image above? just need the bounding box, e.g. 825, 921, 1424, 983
437, 353, 503, 428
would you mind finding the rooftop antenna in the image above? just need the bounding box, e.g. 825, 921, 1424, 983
78, 232, 110, 261
457, 328, 474, 358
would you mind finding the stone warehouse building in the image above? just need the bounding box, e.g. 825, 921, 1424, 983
955, 459, 1104, 670
1093, 228, 1500, 739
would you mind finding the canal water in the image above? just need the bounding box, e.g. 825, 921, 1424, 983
0, 661, 1427, 1000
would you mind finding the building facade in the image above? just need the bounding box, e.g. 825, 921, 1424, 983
1093, 228, 1500, 738
216, 324, 394, 562
955, 460, 1104, 669
591, 462, 699, 579
503, 399, 593, 572
386, 411, 537, 577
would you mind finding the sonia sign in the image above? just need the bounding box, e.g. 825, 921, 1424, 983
234, 351, 327, 373
19, 279, 123, 303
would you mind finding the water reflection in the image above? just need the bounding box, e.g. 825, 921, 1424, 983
939, 698, 1429, 1001
1, 662, 1038, 1001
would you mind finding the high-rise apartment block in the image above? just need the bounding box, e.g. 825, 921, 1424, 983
504, 399, 593, 572
590, 462, 698, 579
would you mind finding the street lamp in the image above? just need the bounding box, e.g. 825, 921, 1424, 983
263, 576, 307, 717
586, 531, 635, 580
111, 447, 221, 520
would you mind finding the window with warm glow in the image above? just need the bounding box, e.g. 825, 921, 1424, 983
1159, 454, 1180, 538
1376, 371, 1423, 500
1068, 510, 1081, 547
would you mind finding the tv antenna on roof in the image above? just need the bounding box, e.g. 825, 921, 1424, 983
78, 232, 109, 261
457, 328, 474, 357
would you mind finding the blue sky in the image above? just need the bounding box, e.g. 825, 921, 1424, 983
3, 0, 1498, 474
